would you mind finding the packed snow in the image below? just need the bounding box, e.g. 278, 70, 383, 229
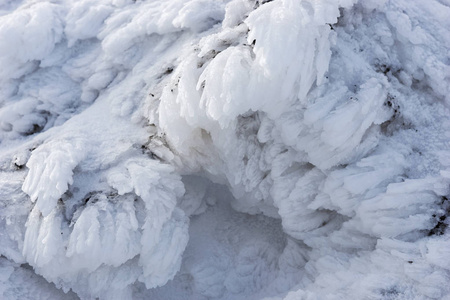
0, 0, 449, 299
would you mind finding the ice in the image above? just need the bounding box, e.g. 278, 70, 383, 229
0, 2, 63, 80
0, 257, 79, 300
22, 138, 86, 216
65, 2, 114, 47
1, 0, 450, 299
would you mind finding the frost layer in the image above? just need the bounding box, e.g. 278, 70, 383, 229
0, 0, 450, 299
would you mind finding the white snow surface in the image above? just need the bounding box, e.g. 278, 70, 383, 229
0, 0, 450, 299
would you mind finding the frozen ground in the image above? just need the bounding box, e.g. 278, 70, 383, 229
0, 0, 450, 299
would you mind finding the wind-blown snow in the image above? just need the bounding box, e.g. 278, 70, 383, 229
0, 0, 449, 299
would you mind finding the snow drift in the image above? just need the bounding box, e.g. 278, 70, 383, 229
0, 0, 449, 299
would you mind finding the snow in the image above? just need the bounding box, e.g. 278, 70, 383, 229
0, 0, 450, 299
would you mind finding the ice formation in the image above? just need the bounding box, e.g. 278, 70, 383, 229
0, 0, 449, 299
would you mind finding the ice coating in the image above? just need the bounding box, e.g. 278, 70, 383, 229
0, 0, 450, 299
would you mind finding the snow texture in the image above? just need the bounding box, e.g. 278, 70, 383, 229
0, 0, 450, 299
